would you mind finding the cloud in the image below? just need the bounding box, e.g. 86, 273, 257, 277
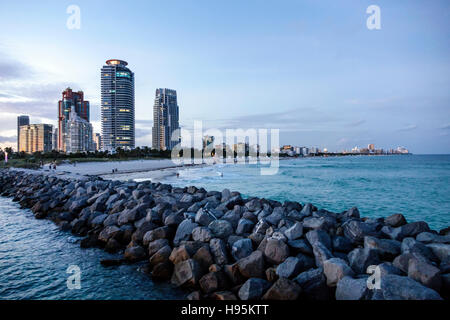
439, 123, 450, 130
397, 124, 418, 132
0, 135, 15, 143
0, 58, 33, 81
347, 119, 365, 127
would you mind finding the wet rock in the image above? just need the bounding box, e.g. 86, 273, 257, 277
332, 236, 354, 253
149, 245, 172, 266
342, 207, 360, 219
147, 239, 169, 257
245, 199, 262, 212
210, 291, 237, 300
98, 225, 120, 243
105, 238, 121, 253
262, 277, 302, 300
323, 258, 354, 287
124, 245, 147, 262
186, 291, 201, 300
236, 218, 255, 235
401, 237, 438, 262
393, 252, 428, 273
238, 278, 271, 300
199, 271, 228, 294
143, 226, 172, 245
306, 230, 332, 249
426, 243, 450, 263
342, 220, 379, 243
193, 246, 214, 271
169, 245, 192, 265
364, 236, 401, 260
377, 262, 404, 277
151, 261, 173, 280
416, 232, 450, 244
311, 242, 334, 268
294, 267, 330, 300
195, 208, 216, 226
287, 239, 313, 255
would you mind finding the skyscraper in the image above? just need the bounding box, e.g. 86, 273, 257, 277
58, 88, 90, 152
101, 59, 135, 151
152, 88, 180, 151
19, 124, 53, 153
65, 108, 94, 153
17, 115, 30, 152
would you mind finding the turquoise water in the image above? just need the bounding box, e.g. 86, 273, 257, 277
0, 197, 186, 300
133, 155, 450, 231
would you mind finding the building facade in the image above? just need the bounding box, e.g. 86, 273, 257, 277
58, 88, 90, 152
17, 115, 30, 152
101, 59, 135, 151
152, 88, 180, 151
94, 133, 102, 151
19, 124, 53, 153
64, 109, 94, 153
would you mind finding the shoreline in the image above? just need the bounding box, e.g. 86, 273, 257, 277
0, 168, 448, 300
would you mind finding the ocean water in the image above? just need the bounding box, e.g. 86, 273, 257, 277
130, 155, 450, 231
0, 197, 186, 300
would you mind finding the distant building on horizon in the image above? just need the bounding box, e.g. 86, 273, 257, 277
94, 133, 102, 151
19, 124, 53, 153
65, 108, 94, 153
152, 88, 180, 151
58, 87, 91, 152
17, 115, 30, 152
101, 59, 135, 151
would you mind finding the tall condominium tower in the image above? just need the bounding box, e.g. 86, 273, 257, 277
101, 59, 135, 151
152, 88, 180, 151
19, 124, 53, 153
17, 115, 30, 152
58, 88, 90, 152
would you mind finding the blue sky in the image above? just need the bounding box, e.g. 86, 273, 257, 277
0, 0, 449, 153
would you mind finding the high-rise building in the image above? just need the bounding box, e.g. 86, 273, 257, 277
65, 108, 94, 153
94, 133, 102, 151
101, 59, 135, 151
152, 88, 180, 151
368, 144, 375, 151
58, 88, 90, 152
17, 115, 30, 152
19, 124, 53, 153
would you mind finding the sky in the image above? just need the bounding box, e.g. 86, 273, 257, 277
0, 0, 449, 153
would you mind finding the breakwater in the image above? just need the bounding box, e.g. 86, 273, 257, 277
0, 168, 449, 300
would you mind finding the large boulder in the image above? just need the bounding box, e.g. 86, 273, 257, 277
371, 274, 442, 300
209, 238, 229, 265
408, 258, 442, 291
149, 245, 172, 266
231, 238, 253, 261
262, 277, 302, 300
348, 248, 381, 274
416, 232, 450, 244
264, 238, 290, 265
294, 268, 330, 300
385, 213, 407, 227
199, 272, 228, 294
209, 220, 234, 239
148, 239, 170, 257
342, 220, 379, 243
98, 225, 120, 243
426, 243, 450, 263
323, 258, 354, 287
335, 276, 370, 300
238, 278, 271, 300
237, 250, 265, 278
284, 222, 303, 241
195, 208, 216, 226
171, 259, 202, 288
173, 219, 198, 245
236, 219, 255, 235
364, 236, 401, 260
401, 237, 438, 262
124, 245, 147, 262
276, 256, 303, 279
192, 227, 213, 243
305, 230, 331, 249
382, 221, 431, 241
311, 242, 334, 268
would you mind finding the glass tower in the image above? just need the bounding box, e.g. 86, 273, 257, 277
101, 59, 135, 151
152, 88, 180, 151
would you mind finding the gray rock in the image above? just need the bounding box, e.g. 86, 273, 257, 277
265, 207, 284, 226
311, 242, 334, 268
171, 259, 202, 288
262, 277, 302, 300
385, 213, 407, 227
143, 226, 171, 244
392, 252, 428, 273
284, 222, 303, 241
231, 238, 253, 261
364, 236, 401, 260
371, 274, 442, 300
236, 218, 255, 235
416, 232, 450, 244
264, 238, 290, 265
377, 262, 404, 277
192, 226, 213, 243
332, 236, 354, 253
238, 278, 271, 300
303, 217, 330, 230
343, 207, 360, 219
195, 208, 216, 226
237, 250, 265, 278
348, 248, 381, 274
124, 245, 147, 262
209, 238, 229, 265
323, 258, 355, 287
98, 225, 120, 242
288, 239, 313, 255
408, 258, 442, 291
401, 237, 438, 262
294, 267, 330, 300
426, 243, 450, 263
306, 230, 332, 249
300, 203, 313, 217
209, 219, 234, 239
147, 239, 170, 256
174, 219, 198, 245
245, 199, 262, 212
335, 276, 369, 300
382, 221, 431, 241
253, 219, 270, 235
343, 220, 379, 243
276, 256, 303, 279
149, 245, 172, 266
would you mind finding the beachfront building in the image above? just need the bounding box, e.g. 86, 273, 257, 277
19, 124, 53, 153
152, 88, 180, 151
58, 88, 91, 152
101, 59, 135, 151
64, 109, 94, 153
17, 115, 30, 152
94, 133, 102, 151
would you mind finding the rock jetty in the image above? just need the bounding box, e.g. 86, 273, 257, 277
0, 169, 449, 300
